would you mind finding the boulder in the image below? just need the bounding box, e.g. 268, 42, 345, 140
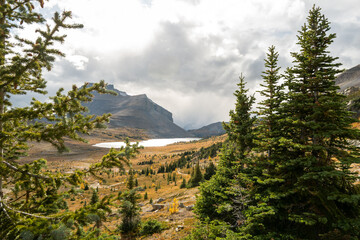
176, 225, 184, 232
137, 187, 145, 192
156, 197, 165, 203
151, 204, 165, 211
186, 205, 194, 211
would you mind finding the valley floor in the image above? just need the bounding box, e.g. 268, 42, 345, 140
21, 129, 225, 239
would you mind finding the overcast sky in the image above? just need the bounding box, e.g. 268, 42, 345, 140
15, 0, 360, 129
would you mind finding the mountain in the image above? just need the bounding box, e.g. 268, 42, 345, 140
334, 65, 360, 117
83, 84, 193, 138
188, 122, 226, 138
336, 64, 360, 91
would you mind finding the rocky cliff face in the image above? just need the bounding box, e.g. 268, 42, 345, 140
335, 65, 360, 117
83, 84, 192, 138
336, 64, 360, 90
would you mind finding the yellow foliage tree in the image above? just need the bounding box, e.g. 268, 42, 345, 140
169, 198, 179, 214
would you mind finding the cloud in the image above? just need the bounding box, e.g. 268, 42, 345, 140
14, 0, 360, 129
66, 55, 89, 70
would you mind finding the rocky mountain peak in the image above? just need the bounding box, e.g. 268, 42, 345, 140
83, 83, 192, 138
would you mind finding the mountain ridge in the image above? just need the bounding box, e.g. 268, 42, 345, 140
83, 84, 192, 138
336, 64, 360, 90
188, 122, 226, 138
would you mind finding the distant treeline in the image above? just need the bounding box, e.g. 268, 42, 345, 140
157, 142, 223, 173
193, 142, 222, 160
137, 159, 154, 165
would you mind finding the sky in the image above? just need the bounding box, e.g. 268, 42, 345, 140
14, 0, 360, 130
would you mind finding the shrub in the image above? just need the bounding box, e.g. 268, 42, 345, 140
140, 219, 163, 236
183, 219, 230, 240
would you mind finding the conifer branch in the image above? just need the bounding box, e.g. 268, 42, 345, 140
7, 192, 27, 204
2, 160, 50, 180
0, 10, 82, 89
1, 200, 56, 219
0, 199, 13, 224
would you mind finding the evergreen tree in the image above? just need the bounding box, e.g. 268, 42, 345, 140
187, 161, 203, 187
240, 6, 360, 239
118, 168, 141, 236
127, 169, 135, 190
281, 6, 360, 238
203, 160, 217, 180
194, 75, 256, 227
192, 6, 360, 239
235, 46, 287, 237
255, 45, 284, 158
91, 189, 99, 205
180, 178, 187, 189
0, 1, 140, 239
135, 178, 139, 187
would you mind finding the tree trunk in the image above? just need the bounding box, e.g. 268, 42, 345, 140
0, 0, 6, 201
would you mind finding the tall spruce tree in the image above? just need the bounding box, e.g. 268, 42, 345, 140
194, 74, 256, 228
234, 46, 287, 238
281, 6, 360, 238
0, 1, 140, 239
255, 45, 284, 158
240, 6, 360, 239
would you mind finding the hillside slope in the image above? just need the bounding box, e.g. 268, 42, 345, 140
336, 64, 360, 90
188, 122, 226, 138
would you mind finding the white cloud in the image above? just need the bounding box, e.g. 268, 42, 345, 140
19, 0, 360, 129
66, 55, 89, 70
